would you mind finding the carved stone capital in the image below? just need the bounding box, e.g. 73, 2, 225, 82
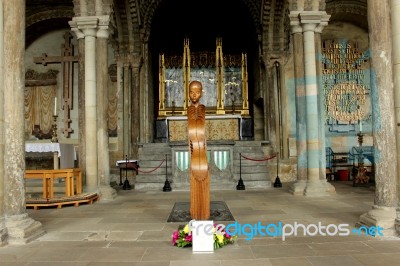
297, 11, 330, 32
69, 16, 98, 38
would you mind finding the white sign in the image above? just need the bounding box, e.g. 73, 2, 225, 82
191, 220, 214, 253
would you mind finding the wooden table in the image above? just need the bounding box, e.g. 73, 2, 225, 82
25, 168, 82, 198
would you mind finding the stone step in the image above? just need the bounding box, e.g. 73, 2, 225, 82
135, 140, 272, 190
136, 175, 170, 183
233, 173, 269, 181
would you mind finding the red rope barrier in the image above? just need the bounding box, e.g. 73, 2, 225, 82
240, 153, 277, 162
132, 160, 165, 174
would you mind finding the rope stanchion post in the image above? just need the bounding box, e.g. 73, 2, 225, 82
122, 155, 132, 190
236, 153, 245, 190
163, 154, 171, 192
273, 152, 282, 188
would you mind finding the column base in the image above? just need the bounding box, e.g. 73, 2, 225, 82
0, 218, 7, 246
99, 185, 117, 201
289, 180, 306, 195
5, 213, 45, 245
304, 180, 336, 197
357, 205, 397, 237
395, 218, 400, 236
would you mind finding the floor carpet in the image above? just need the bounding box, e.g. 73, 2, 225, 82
167, 201, 235, 222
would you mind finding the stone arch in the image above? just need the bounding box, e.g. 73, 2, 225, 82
25, 8, 74, 47
326, 0, 368, 30
259, 0, 291, 57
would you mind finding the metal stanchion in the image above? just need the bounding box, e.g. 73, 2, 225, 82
236, 153, 245, 190
122, 155, 131, 190
273, 153, 282, 188
163, 154, 171, 192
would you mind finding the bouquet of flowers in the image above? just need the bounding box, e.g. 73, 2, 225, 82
171, 223, 237, 249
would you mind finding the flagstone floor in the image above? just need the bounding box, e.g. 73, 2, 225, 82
1, 181, 400, 266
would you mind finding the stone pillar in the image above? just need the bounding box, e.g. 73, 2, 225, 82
116, 60, 124, 158
358, 0, 398, 236
391, 0, 400, 206
315, 25, 335, 194
71, 17, 99, 192
289, 17, 307, 195
75, 33, 86, 185
0, 0, 7, 245
123, 62, 131, 157
300, 12, 331, 196
141, 40, 153, 142
265, 59, 278, 152
3, 0, 44, 244
131, 55, 141, 159
96, 17, 116, 199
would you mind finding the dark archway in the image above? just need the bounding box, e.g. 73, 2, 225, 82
150, 0, 257, 54
149, 0, 258, 123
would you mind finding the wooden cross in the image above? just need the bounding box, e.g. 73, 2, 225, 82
34, 32, 79, 138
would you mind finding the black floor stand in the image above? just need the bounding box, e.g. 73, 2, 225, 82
274, 153, 282, 188
237, 153, 245, 190
122, 155, 131, 190
163, 154, 172, 192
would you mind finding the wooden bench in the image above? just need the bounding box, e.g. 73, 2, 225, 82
25, 168, 82, 199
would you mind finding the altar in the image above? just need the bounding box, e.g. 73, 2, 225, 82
168, 115, 240, 141
155, 37, 253, 142
25, 142, 76, 169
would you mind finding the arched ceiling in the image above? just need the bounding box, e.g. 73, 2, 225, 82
25, 0, 369, 53
325, 0, 368, 30
26, 0, 74, 47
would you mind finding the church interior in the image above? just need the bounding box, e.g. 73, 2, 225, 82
1, 0, 400, 264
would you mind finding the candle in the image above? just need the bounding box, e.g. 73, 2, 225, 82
54, 97, 57, 116
359, 120, 362, 132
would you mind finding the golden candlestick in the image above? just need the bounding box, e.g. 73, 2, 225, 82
51, 115, 58, 143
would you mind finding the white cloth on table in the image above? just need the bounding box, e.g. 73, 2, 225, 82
25, 143, 61, 157
116, 159, 138, 166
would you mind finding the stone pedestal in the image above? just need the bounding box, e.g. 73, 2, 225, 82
0, 219, 6, 246
5, 214, 45, 245
357, 206, 397, 236
289, 180, 306, 196
304, 180, 335, 197
99, 186, 117, 200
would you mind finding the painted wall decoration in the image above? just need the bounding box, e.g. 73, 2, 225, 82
321, 39, 371, 133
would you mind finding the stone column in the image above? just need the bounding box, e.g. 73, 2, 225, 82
75, 32, 86, 185
300, 12, 331, 196
0, 0, 7, 245
123, 62, 131, 157
71, 17, 99, 192
391, 0, 400, 204
96, 17, 116, 199
131, 55, 141, 159
116, 60, 124, 159
141, 40, 153, 142
289, 17, 307, 195
3, 0, 44, 244
315, 25, 335, 194
358, 0, 398, 236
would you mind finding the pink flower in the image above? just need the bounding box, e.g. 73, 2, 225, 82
171, 230, 179, 245
185, 234, 192, 242
225, 232, 231, 239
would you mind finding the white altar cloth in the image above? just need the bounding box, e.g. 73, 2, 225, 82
25, 143, 61, 157
115, 159, 138, 166
25, 142, 76, 169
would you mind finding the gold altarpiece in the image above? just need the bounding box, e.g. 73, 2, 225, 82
158, 38, 249, 117
157, 38, 250, 142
